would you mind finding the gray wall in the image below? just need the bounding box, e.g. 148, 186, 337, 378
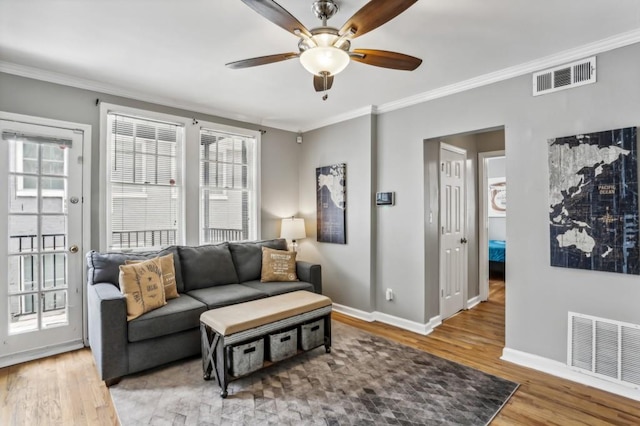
0, 72, 300, 249
301, 42, 640, 363
298, 115, 375, 312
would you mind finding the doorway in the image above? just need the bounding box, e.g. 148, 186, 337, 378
479, 151, 506, 301
0, 113, 91, 367
427, 128, 505, 323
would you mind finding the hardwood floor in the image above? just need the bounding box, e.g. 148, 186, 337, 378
2, 281, 639, 425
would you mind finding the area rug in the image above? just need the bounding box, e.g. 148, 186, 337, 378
110, 321, 518, 425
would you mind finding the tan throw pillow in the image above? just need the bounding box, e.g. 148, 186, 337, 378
261, 247, 298, 282
119, 257, 167, 321
126, 253, 179, 300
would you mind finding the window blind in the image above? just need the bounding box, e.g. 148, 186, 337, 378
199, 129, 255, 243
107, 113, 183, 250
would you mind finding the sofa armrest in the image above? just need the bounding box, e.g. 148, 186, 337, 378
87, 282, 128, 382
296, 261, 322, 294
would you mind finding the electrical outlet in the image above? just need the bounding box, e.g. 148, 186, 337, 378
385, 288, 394, 301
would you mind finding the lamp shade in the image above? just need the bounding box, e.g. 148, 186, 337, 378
300, 46, 350, 76
280, 217, 306, 241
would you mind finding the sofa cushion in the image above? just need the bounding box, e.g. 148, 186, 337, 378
119, 258, 166, 321
240, 280, 314, 297
126, 253, 179, 300
179, 243, 239, 291
261, 247, 298, 282
187, 284, 266, 309
229, 239, 288, 283
128, 294, 207, 343
86, 246, 184, 292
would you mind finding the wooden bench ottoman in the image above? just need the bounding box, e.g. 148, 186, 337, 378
200, 290, 332, 397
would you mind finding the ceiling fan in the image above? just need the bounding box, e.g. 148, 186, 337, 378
226, 0, 422, 99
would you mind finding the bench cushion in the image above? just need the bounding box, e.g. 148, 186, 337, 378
187, 284, 266, 309
128, 294, 207, 343
241, 280, 313, 296
200, 290, 331, 336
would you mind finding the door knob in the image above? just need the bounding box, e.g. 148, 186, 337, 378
460, 238, 468, 244
69, 245, 79, 253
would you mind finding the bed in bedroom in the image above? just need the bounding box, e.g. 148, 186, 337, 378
489, 239, 506, 278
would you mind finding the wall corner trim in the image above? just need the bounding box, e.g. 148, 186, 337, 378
332, 303, 442, 336
501, 347, 640, 402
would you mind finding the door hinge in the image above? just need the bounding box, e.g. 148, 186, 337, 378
441, 289, 444, 297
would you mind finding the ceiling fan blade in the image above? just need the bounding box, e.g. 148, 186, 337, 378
313, 74, 334, 92
351, 49, 422, 71
226, 53, 299, 69
241, 0, 311, 38
339, 0, 417, 39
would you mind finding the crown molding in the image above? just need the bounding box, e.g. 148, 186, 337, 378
290, 105, 376, 133
0, 61, 290, 131
3, 28, 640, 134
376, 28, 640, 115
299, 28, 640, 130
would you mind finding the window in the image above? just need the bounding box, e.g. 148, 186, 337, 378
105, 113, 184, 250
100, 104, 260, 251
200, 128, 257, 243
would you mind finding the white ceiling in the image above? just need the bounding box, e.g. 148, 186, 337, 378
1, 1, 640, 131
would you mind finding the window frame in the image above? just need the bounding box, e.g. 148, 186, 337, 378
99, 104, 187, 252
198, 122, 261, 245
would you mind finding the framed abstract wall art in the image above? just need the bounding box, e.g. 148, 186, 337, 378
316, 163, 346, 244
548, 127, 639, 274
488, 177, 507, 217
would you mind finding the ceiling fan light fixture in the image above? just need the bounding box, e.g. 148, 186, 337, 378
300, 46, 349, 76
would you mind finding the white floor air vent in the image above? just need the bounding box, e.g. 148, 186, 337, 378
533, 56, 596, 96
568, 312, 640, 389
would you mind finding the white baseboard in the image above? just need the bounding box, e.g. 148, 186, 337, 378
501, 347, 640, 402
0, 341, 85, 369
332, 303, 441, 336
332, 303, 375, 322
467, 295, 481, 309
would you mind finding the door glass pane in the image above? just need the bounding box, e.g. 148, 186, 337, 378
42, 290, 67, 328
8, 255, 38, 293
42, 253, 66, 289
41, 215, 67, 250
41, 177, 66, 213
9, 294, 39, 334
8, 215, 38, 253
9, 175, 38, 213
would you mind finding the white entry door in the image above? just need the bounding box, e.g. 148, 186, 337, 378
439, 143, 467, 320
0, 117, 85, 366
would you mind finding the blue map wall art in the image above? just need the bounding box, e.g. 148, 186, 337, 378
548, 127, 639, 274
316, 163, 346, 244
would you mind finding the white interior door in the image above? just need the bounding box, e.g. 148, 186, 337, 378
0, 118, 85, 367
439, 143, 467, 320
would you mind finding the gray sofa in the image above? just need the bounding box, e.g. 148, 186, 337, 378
86, 238, 321, 384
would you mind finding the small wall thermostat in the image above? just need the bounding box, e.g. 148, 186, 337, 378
376, 192, 395, 206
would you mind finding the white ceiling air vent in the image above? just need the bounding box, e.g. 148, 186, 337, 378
568, 312, 640, 389
533, 56, 596, 96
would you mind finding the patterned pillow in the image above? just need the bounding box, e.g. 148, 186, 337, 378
260, 247, 298, 282
126, 253, 179, 300
119, 257, 167, 321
